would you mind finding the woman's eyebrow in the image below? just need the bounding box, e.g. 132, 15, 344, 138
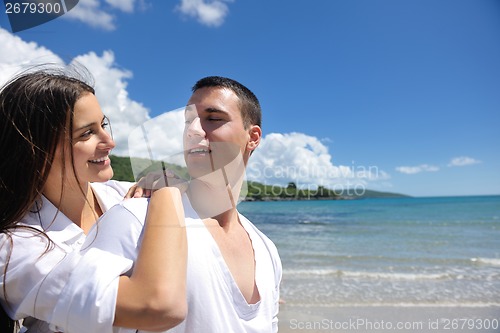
74, 122, 96, 131
74, 116, 106, 131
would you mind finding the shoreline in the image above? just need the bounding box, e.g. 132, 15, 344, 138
278, 303, 500, 332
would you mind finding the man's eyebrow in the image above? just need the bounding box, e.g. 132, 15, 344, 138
184, 106, 229, 116
204, 107, 228, 115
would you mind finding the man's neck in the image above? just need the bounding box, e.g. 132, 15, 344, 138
187, 178, 240, 225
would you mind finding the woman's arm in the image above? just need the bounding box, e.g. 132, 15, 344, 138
114, 187, 187, 331
27, 187, 187, 333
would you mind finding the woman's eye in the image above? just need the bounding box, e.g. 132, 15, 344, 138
81, 129, 94, 138
101, 121, 109, 129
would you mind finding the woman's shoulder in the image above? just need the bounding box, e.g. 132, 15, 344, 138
92, 180, 134, 196
91, 180, 135, 212
98, 197, 150, 228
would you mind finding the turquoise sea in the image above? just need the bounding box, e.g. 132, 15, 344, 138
238, 195, 500, 307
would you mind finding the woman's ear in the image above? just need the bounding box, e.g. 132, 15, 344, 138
246, 125, 262, 153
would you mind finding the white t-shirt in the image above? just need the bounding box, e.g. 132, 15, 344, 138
0, 180, 133, 333
88, 193, 282, 333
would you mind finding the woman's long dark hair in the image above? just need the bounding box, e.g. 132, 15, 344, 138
0, 68, 95, 332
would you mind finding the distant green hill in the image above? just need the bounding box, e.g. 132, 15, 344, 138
109, 155, 135, 181
245, 181, 343, 201
334, 188, 410, 199
110, 155, 409, 200
110, 155, 188, 182
244, 181, 409, 201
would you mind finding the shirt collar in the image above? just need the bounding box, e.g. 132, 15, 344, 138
24, 196, 84, 246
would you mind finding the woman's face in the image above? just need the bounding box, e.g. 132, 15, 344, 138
50, 93, 116, 188
71, 93, 115, 184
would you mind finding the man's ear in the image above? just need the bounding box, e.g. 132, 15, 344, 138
247, 125, 262, 152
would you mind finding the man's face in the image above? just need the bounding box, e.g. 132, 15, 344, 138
183, 87, 254, 179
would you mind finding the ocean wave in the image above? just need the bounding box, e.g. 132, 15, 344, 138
283, 269, 453, 280
284, 268, 340, 276
298, 220, 329, 225
341, 271, 452, 280
471, 257, 500, 267
286, 301, 500, 308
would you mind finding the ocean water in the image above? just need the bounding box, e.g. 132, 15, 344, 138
238, 195, 500, 307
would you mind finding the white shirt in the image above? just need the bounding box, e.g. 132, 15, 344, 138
86, 193, 282, 333
0, 180, 133, 333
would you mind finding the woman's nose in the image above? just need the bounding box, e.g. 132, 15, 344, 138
100, 129, 115, 149
187, 117, 205, 138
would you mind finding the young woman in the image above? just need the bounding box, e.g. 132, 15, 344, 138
0, 69, 187, 333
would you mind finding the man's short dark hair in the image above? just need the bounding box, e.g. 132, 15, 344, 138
192, 76, 262, 129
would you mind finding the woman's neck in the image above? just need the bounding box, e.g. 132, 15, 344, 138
43, 182, 102, 234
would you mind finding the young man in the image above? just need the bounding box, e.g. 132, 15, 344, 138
89, 76, 282, 332
177, 76, 282, 332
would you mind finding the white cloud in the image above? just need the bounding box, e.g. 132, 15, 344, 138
6, 0, 228, 31
448, 156, 481, 167
395, 164, 440, 174
70, 50, 156, 156
395, 156, 481, 175
0, 28, 150, 157
64, 0, 116, 30
0, 28, 63, 86
127, 108, 186, 178
64, 0, 143, 30
105, 0, 136, 13
0, 27, 390, 190
126, 119, 392, 190
176, 0, 232, 27
247, 132, 390, 190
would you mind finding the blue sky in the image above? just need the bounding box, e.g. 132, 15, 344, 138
1, 0, 499, 197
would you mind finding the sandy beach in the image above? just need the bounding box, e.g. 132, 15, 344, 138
278, 304, 500, 333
